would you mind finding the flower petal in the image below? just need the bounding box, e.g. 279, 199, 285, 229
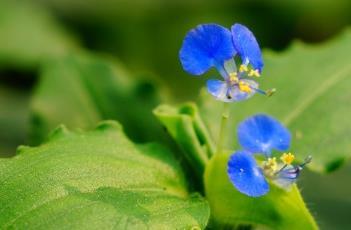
231, 23, 263, 72
206, 79, 257, 102
180, 24, 236, 76
227, 151, 269, 197
273, 165, 301, 189
237, 114, 291, 155
206, 79, 229, 101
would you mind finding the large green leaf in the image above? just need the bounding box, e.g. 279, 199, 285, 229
199, 30, 351, 173
0, 1, 78, 69
0, 121, 209, 229
205, 153, 318, 230
30, 53, 167, 145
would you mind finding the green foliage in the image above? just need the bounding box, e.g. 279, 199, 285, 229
199, 29, 351, 173
0, 1, 78, 69
30, 54, 167, 145
205, 153, 318, 230
0, 121, 209, 229
0, 0, 349, 228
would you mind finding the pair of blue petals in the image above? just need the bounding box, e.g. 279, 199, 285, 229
227, 114, 291, 197
179, 23, 263, 101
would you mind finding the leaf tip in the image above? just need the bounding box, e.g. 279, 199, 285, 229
16, 145, 31, 155
47, 124, 71, 141
95, 120, 123, 132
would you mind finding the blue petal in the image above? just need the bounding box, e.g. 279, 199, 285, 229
227, 151, 269, 197
179, 24, 236, 76
237, 114, 291, 156
206, 79, 257, 102
231, 23, 263, 72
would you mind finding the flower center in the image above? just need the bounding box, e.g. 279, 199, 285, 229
228, 72, 252, 93
262, 152, 297, 178
263, 157, 277, 176
239, 81, 252, 93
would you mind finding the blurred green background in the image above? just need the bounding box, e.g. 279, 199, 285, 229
0, 0, 350, 229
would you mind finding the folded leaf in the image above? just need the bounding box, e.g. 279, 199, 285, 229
154, 103, 215, 179
0, 121, 209, 229
199, 30, 351, 173
205, 153, 318, 230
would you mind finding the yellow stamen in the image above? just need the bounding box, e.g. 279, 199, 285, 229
263, 157, 278, 176
281, 152, 295, 165
239, 64, 248, 72
229, 72, 238, 83
239, 81, 252, 93
248, 69, 260, 77
266, 157, 278, 171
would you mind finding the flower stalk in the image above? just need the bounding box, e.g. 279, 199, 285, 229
216, 103, 231, 154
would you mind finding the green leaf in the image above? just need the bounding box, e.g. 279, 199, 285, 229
154, 103, 215, 179
0, 121, 209, 229
30, 53, 167, 145
199, 30, 351, 173
205, 153, 318, 230
0, 1, 78, 69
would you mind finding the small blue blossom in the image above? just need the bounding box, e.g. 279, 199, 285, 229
179, 23, 274, 102
227, 114, 312, 197
237, 114, 291, 156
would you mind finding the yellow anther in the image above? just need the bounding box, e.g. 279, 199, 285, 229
239, 64, 248, 72
266, 88, 276, 97
266, 157, 278, 171
229, 72, 238, 83
263, 157, 278, 176
248, 69, 260, 77
238, 81, 252, 93
281, 152, 295, 165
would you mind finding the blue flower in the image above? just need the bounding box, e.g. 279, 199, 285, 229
227, 114, 312, 197
179, 23, 274, 102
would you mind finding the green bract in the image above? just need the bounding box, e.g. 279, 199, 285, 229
154, 103, 215, 179
0, 121, 209, 229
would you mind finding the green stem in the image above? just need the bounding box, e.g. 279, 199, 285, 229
216, 102, 231, 154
